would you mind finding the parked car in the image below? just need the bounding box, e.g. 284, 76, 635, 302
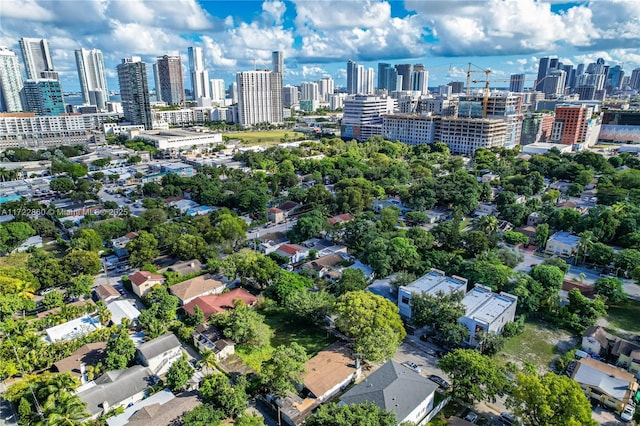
500, 412, 517, 425
402, 361, 421, 373
621, 404, 635, 422
464, 411, 478, 423
427, 375, 450, 389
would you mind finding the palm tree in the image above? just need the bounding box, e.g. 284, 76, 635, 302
40, 391, 89, 426
198, 349, 217, 375
475, 215, 498, 235
577, 230, 595, 265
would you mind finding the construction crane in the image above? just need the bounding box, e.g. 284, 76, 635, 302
471, 77, 511, 118
466, 63, 492, 96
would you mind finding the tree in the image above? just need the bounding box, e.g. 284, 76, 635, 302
4, 222, 36, 248
411, 291, 469, 346
165, 355, 194, 392
63, 250, 101, 276
67, 274, 93, 299
304, 402, 396, 426
594, 277, 626, 303
379, 206, 400, 231
462, 231, 490, 255
577, 231, 595, 265
234, 414, 265, 426
589, 242, 614, 266
215, 303, 273, 348
41, 290, 64, 310
541, 189, 561, 204
475, 330, 506, 356
615, 249, 640, 276
335, 268, 368, 295
171, 234, 208, 260
104, 329, 136, 370
41, 390, 90, 426
502, 231, 530, 246
535, 223, 549, 248
213, 213, 248, 253
200, 374, 248, 418
507, 372, 597, 426
284, 290, 335, 324
261, 343, 308, 396
50, 177, 75, 193
335, 291, 405, 362
182, 404, 223, 426
127, 230, 159, 267
438, 349, 508, 403
530, 265, 564, 291
288, 210, 326, 243
71, 228, 103, 251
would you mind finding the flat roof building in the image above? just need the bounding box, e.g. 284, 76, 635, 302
398, 269, 468, 319
45, 315, 102, 342
459, 285, 518, 346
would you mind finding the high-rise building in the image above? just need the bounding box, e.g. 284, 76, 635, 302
379, 64, 402, 93
448, 81, 465, 94
0, 47, 24, 112
236, 70, 283, 126
509, 74, 525, 92
434, 117, 509, 155
377, 63, 390, 90
210, 79, 226, 101
411, 70, 429, 95
340, 95, 396, 141
316, 77, 334, 101
300, 82, 319, 101
551, 105, 590, 145
542, 70, 566, 97
364, 67, 375, 95
607, 65, 624, 92
75, 48, 108, 110
562, 65, 576, 92
117, 57, 152, 129
630, 68, 640, 91
347, 60, 358, 94
153, 63, 162, 102
23, 79, 65, 116
272, 51, 284, 74
188, 47, 210, 99
395, 64, 412, 91
535, 57, 551, 91
19, 37, 57, 80
282, 85, 298, 107
156, 55, 184, 106
270, 51, 284, 124
228, 82, 238, 104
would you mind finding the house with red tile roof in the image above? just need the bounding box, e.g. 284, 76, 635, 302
275, 243, 309, 264
129, 271, 165, 298
328, 213, 354, 225
183, 288, 258, 319
267, 207, 285, 224
169, 274, 225, 305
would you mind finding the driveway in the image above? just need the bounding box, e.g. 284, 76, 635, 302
591, 406, 626, 426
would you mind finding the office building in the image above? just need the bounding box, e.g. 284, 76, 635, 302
0, 47, 24, 112
19, 37, 57, 80
551, 105, 590, 146
188, 47, 210, 100
382, 114, 436, 146
272, 51, 284, 74
228, 82, 238, 104
270, 51, 284, 123
434, 116, 510, 155
520, 112, 555, 145
448, 81, 465, 94
542, 69, 566, 97
379, 64, 402, 94
209, 79, 225, 102
282, 85, 298, 108
346, 60, 358, 95
411, 70, 429, 95
236, 70, 283, 126
117, 57, 152, 130
75, 48, 108, 110
23, 79, 65, 116
509, 74, 525, 92
340, 95, 396, 141
630, 68, 640, 91
316, 76, 334, 101
377, 63, 390, 90
535, 57, 551, 91
395, 64, 412, 91
156, 55, 184, 106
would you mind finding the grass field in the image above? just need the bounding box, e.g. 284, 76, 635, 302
497, 320, 576, 372
235, 306, 337, 372
0, 252, 30, 268
606, 299, 640, 334
223, 130, 305, 146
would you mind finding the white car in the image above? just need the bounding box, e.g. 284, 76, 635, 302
464, 411, 479, 423
621, 404, 635, 422
402, 361, 421, 373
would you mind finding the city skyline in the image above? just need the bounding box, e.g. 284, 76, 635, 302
1, 0, 640, 94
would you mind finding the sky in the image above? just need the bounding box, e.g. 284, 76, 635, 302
1, 0, 640, 94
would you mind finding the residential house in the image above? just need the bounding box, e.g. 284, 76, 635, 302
459, 285, 518, 346
107, 300, 141, 326
77, 365, 153, 419
168, 274, 225, 305
106, 389, 200, 426
513, 225, 537, 245
192, 324, 234, 361
275, 244, 310, 264
45, 315, 102, 342
300, 254, 345, 278
165, 259, 203, 275
257, 232, 289, 255
183, 288, 258, 320
545, 231, 580, 257
129, 271, 166, 298
13, 235, 43, 253
268, 207, 285, 224
111, 232, 139, 259
480, 173, 500, 183
52, 342, 107, 379
571, 357, 639, 413
339, 360, 439, 425
328, 213, 354, 226
582, 326, 615, 357
94, 284, 120, 303
275, 343, 360, 426
135, 333, 183, 376
398, 269, 468, 319
474, 202, 497, 217
612, 339, 640, 378
278, 201, 301, 217
527, 212, 544, 226
170, 199, 199, 214
423, 209, 449, 224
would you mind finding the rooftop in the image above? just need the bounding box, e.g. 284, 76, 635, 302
52, 342, 107, 377
183, 288, 258, 319
129, 271, 165, 287
277, 243, 307, 256
304, 343, 357, 398
549, 231, 580, 246
168, 274, 224, 303
136, 333, 182, 361
107, 300, 141, 326
45, 315, 102, 342
401, 269, 468, 297
461, 286, 517, 325
94, 284, 120, 301
572, 357, 637, 402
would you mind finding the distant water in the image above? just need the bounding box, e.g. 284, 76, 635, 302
64, 93, 159, 106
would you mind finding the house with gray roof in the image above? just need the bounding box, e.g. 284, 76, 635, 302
135, 333, 183, 376
77, 365, 153, 419
339, 360, 438, 425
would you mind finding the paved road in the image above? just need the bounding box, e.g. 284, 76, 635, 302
247, 219, 297, 240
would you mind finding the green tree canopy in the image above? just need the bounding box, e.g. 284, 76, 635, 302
165, 355, 194, 392
260, 342, 308, 396
304, 402, 396, 426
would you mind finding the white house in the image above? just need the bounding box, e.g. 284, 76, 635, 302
135, 333, 183, 376
459, 285, 518, 346
545, 231, 580, 257
397, 269, 468, 319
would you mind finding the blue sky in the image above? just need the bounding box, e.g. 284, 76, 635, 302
1, 0, 639, 94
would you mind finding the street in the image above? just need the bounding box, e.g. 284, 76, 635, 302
247, 218, 297, 240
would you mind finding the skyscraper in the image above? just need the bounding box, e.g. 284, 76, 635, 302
23, 79, 65, 116
272, 51, 284, 74
395, 64, 412, 91
153, 63, 162, 102
316, 76, 334, 101
411, 70, 429, 95
188, 47, 210, 99
377, 63, 390, 90
156, 55, 184, 106
117, 57, 152, 130
75, 48, 108, 109
0, 47, 24, 112
19, 37, 57, 80
630, 68, 640, 91
542, 69, 566, 97
271, 51, 284, 124
347, 60, 358, 94
210, 79, 226, 101
236, 70, 283, 126
282, 85, 298, 107
509, 74, 525, 92
535, 57, 551, 91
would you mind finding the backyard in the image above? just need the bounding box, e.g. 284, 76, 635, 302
497, 320, 576, 373
236, 306, 336, 371
603, 299, 640, 335
224, 130, 306, 146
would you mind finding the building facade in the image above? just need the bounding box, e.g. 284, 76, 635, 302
340, 95, 396, 141
19, 37, 57, 80
156, 55, 184, 106
434, 117, 509, 155
75, 48, 108, 109
509, 74, 525, 92
236, 70, 283, 126
382, 114, 436, 146
117, 57, 152, 130
188, 46, 209, 100
23, 79, 65, 116
459, 285, 518, 346
0, 47, 24, 112
551, 105, 590, 145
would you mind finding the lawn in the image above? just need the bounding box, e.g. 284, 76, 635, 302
224, 130, 305, 146
497, 320, 576, 372
235, 306, 337, 372
0, 252, 30, 268
606, 299, 640, 334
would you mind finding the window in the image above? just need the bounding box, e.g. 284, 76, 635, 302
401, 296, 410, 305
